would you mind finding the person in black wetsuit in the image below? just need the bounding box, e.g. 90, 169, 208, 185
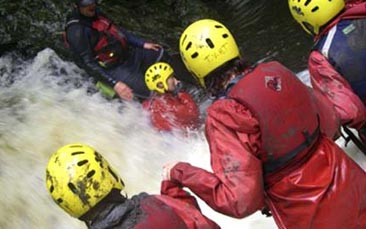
64, 0, 163, 101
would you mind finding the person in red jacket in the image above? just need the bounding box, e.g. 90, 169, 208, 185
142, 62, 201, 132
288, 0, 366, 143
162, 19, 366, 228
45, 143, 219, 229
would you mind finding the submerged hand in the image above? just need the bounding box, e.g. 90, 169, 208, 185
114, 81, 133, 101
162, 161, 179, 180
143, 42, 162, 51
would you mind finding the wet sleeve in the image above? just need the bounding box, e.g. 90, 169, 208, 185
66, 24, 117, 86
160, 180, 200, 210
119, 26, 145, 48
170, 99, 265, 218
308, 50, 365, 128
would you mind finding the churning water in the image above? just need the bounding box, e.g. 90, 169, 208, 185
0, 49, 364, 229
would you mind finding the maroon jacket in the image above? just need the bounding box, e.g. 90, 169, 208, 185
168, 62, 366, 228
88, 181, 219, 229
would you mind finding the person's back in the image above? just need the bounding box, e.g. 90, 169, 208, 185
87, 190, 218, 229
162, 19, 366, 229
143, 62, 201, 132
226, 61, 366, 228
45, 143, 219, 229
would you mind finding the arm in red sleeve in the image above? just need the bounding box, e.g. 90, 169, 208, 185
170, 99, 265, 218
160, 180, 200, 210
308, 50, 365, 128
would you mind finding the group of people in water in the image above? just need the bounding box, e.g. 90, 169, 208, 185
45, 0, 366, 228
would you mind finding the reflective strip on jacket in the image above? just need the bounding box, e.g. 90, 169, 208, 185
169, 61, 366, 228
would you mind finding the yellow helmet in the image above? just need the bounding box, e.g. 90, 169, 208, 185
179, 19, 240, 87
145, 62, 174, 94
288, 0, 345, 35
45, 143, 124, 218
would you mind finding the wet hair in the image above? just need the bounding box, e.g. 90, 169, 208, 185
205, 57, 250, 96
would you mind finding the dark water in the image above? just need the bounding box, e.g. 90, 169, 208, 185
216, 0, 313, 71
0, 0, 312, 72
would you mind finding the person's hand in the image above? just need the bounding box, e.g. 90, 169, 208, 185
143, 42, 162, 51
162, 162, 179, 180
114, 81, 133, 101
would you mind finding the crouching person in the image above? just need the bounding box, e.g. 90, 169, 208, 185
45, 143, 219, 229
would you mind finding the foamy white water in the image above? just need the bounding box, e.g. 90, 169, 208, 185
0, 49, 364, 229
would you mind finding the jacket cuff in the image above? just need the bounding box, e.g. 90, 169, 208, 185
170, 162, 191, 183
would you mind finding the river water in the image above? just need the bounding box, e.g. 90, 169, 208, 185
1, 48, 365, 229
1, 1, 365, 229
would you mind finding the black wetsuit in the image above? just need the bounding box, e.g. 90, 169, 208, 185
65, 8, 163, 99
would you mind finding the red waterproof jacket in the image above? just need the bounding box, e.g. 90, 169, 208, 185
309, 2, 366, 128
169, 62, 366, 228
142, 92, 201, 132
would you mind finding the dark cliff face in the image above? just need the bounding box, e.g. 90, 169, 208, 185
0, 0, 312, 71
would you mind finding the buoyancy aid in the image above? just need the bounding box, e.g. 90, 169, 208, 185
227, 61, 320, 174
65, 14, 128, 69
313, 2, 366, 102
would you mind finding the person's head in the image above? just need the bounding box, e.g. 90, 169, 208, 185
74, 0, 97, 17
145, 62, 179, 94
179, 19, 241, 93
45, 143, 125, 219
288, 0, 345, 35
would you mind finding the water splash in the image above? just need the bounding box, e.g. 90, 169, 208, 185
1, 48, 363, 229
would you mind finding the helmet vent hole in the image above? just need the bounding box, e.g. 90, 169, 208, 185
185, 42, 192, 51
304, 0, 311, 6
94, 152, 104, 168
206, 39, 214, 48
68, 183, 78, 194
311, 6, 319, 12
77, 160, 88, 166
222, 34, 228, 39
191, 52, 199, 59
214, 25, 223, 29
57, 198, 63, 204
108, 166, 119, 182
71, 151, 84, 156
50, 185, 54, 193
87, 170, 96, 178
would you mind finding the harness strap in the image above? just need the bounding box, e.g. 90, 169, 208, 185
263, 115, 320, 174
341, 125, 366, 156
